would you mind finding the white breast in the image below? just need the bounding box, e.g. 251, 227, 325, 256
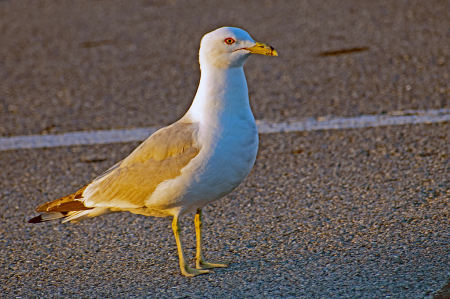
195, 110, 259, 202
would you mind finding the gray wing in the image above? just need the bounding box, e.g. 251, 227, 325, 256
82, 121, 201, 209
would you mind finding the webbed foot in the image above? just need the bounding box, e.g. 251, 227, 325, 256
196, 260, 230, 269
181, 265, 210, 277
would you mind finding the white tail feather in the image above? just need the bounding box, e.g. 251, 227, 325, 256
63, 207, 113, 223
41, 212, 66, 221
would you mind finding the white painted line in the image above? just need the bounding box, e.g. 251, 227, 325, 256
0, 127, 160, 152
1, 109, 449, 151
255, 108, 450, 133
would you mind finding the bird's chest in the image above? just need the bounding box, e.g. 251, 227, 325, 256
198, 117, 258, 192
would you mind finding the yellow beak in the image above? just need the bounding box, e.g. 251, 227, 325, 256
245, 41, 278, 56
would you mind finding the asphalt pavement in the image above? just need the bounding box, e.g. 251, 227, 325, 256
1, 0, 449, 298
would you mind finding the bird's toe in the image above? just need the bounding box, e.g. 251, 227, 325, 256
196, 260, 230, 269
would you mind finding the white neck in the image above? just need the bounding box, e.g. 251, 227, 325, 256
184, 64, 250, 122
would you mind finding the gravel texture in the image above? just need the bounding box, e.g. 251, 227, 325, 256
1, 0, 450, 137
0, 0, 449, 298
1, 124, 449, 298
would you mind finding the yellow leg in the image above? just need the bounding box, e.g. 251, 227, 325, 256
195, 208, 230, 269
172, 216, 209, 277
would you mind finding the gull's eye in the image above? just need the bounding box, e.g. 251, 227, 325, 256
224, 38, 236, 45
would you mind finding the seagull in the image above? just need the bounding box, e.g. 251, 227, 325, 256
28, 27, 277, 277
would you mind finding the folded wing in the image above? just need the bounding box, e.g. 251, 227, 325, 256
29, 121, 200, 223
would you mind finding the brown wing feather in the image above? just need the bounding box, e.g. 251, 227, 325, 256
36, 185, 93, 212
